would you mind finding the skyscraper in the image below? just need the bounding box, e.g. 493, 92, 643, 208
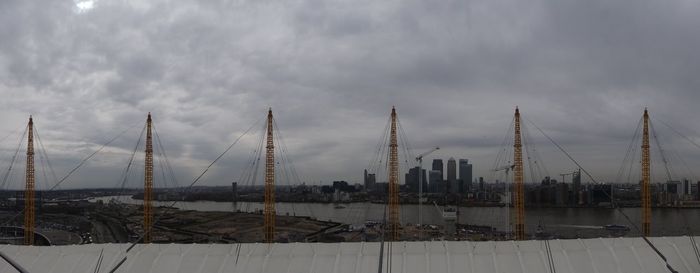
432, 159, 443, 181
428, 170, 443, 193
405, 167, 426, 193
458, 159, 473, 193
364, 169, 376, 192
572, 169, 581, 205
447, 158, 457, 194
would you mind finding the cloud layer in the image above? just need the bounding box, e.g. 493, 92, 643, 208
1, 0, 699, 189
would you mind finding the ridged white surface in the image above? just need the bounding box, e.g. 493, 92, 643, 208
1, 237, 699, 273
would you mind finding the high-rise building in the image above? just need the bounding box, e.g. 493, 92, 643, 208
405, 167, 426, 193
683, 179, 690, 196
696, 181, 700, 201
458, 159, 473, 193
447, 158, 457, 194
479, 177, 484, 191
429, 170, 443, 193
555, 183, 569, 206
666, 181, 680, 195
364, 169, 376, 192
432, 159, 443, 181
572, 170, 581, 206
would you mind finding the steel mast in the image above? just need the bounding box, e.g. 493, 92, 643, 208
513, 107, 525, 240
264, 108, 276, 243
24, 116, 35, 245
641, 109, 651, 237
388, 107, 400, 241
144, 113, 154, 243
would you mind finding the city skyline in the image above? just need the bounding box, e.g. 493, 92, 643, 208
1, 1, 700, 189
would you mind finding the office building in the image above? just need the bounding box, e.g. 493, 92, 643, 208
432, 159, 443, 181
363, 169, 376, 192
429, 170, 445, 193
405, 167, 427, 193
447, 158, 457, 194
458, 159, 473, 193
572, 170, 581, 205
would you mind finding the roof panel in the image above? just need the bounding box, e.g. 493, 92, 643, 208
337, 253, 360, 273
0, 236, 696, 273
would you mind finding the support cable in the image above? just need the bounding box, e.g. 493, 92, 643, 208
544, 239, 557, 273
521, 122, 539, 184
649, 121, 674, 182
105, 118, 262, 273
1, 125, 137, 228
368, 118, 392, 173
114, 124, 147, 201
654, 118, 700, 152
615, 117, 642, 186
272, 121, 295, 218
33, 127, 60, 189
237, 121, 266, 213
524, 117, 680, 273
377, 202, 387, 273
92, 248, 104, 273
153, 123, 180, 189
0, 125, 28, 190
678, 207, 700, 267
34, 130, 51, 191
0, 250, 29, 273
272, 119, 307, 219
49, 125, 136, 191
689, 233, 700, 267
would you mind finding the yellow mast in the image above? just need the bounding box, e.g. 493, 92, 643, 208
641, 109, 651, 236
388, 107, 400, 241
264, 108, 276, 243
24, 116, 35, 245
514, 107, 525, 240
144, 113, 154, 243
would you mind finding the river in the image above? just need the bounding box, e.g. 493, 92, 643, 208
90, 196, 700, 238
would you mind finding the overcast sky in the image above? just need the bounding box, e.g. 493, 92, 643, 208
1, 0, 700, 189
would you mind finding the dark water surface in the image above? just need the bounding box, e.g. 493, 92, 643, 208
92, 196, 700, 238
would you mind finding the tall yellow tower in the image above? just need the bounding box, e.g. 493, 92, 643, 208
264, 108, 276, 243
24, 116, 35, 245
641, 109, 651, 237
143, 113, 154, 243
513, 108, 525, 240
388, 107, 400, 241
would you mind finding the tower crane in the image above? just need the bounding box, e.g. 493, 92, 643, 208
559, 171, 577, 183
415, 146, 439, 240
492, 164, 515, 238
492, 164, 515, 174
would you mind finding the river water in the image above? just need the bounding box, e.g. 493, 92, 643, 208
91, 196, 700, 238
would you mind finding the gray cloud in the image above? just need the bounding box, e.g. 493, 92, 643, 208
0, 0, 699, 189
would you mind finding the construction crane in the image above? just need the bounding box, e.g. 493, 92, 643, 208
416, 146, 439, 240
492, 164, 514, 238
24, 116, 35, 246
143, 113, 153, 243
559, 171, 577, 183
513, 107, 525, 240
264, 108, 276, 243
641, 109, 651, 237
492, 164, 515, 174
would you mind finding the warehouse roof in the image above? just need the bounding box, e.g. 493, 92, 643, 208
1, 236, 699, 273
